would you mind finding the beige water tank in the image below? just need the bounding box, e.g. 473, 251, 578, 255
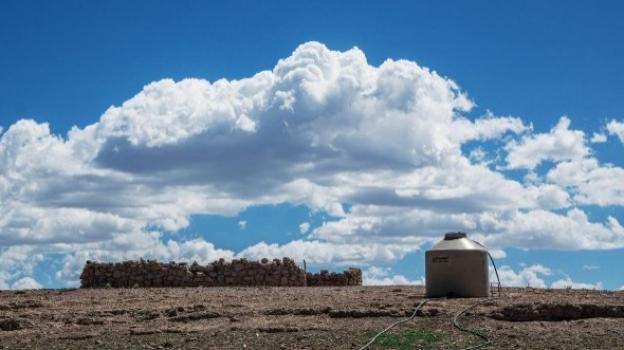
425, 232, 489, 298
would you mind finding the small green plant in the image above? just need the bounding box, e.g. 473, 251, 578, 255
104, 282, 112, 289
366, 328, 444, 350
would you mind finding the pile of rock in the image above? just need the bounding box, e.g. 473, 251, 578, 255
80, 258, 362, 288
306, 268, 363, 286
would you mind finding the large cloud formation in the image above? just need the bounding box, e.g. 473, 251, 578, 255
1, 42, 623, 287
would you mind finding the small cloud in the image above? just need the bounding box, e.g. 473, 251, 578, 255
238, 220, 247, 230
488, 249, 507, 259
606, 119, 624, 144
363, 266, 424, 286
523, 170, 541, 185
494, 264, 551, 288
469, 147, 486, 163
299, 222, 310, 234
551, 277, 603, 290
505, 116, 588, 169
582, 264, 600, 271
590, 132, 607, 143
11, 277, 42, 290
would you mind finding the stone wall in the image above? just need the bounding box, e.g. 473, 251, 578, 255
80, 258, 362, 288
306, 268, 362, 286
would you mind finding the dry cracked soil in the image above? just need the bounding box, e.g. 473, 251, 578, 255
1, 286, 623, 350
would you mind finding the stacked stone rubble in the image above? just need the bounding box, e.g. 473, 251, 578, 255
80, 258, 362, 288
306, 268, 363, 286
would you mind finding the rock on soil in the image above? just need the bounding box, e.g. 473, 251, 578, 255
168, 311, 220, 322
263, 307, 332, 315
329, 309, 400, 318
491, 302, 624, 321
0, 317, 34, 331
256, 327, 300, 333
75, 317, 105, 325
0, 299, 43, 310
136, 310, 161, 321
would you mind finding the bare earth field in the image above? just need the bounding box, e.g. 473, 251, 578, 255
1, 286, 623, 350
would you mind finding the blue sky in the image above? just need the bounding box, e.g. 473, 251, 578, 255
1, 0, 623, 290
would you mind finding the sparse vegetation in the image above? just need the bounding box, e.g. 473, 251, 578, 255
366, 328, 444, 349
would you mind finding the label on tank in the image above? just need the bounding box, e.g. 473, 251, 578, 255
432, 256, 449, 263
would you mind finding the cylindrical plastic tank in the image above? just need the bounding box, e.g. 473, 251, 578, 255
425, 232, 489, 298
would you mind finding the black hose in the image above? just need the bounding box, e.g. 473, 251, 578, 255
452, 298, 493, 350
452, 244, 502, 350
469, 239, 502, 297
487, 252, 501, 297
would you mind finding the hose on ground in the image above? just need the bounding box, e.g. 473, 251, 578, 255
356, 299, 428, 350
452, 298, 493, 350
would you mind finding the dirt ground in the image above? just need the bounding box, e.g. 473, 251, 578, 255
1, 286, 623, 350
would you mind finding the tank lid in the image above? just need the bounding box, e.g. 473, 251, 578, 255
444, 232, 467, 240
428, 233, 487, 252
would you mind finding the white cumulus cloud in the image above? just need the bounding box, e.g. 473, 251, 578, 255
10, 277, 42, 290
363, 266, 424, 286
0, 41, 622, 287
551, 277, 603, 290
495, 264, 604, 290
606, 119, 624, 143
495, 264, 552, 288
590, 132, 607, 143
546, 158, 624, 206
505, 116, 589, 169
299, 222, 310, 234
237, 240, 418, 265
